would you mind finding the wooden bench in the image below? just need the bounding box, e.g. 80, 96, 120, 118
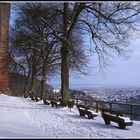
101, 109, 133, 129
51, 100, 61, 108
68, 100, 75, 111
24, 94, 28, 98
28, 93, 35, 100
77, 105, 98, 119
35, 97, 40, 102
43, 99, 51, 105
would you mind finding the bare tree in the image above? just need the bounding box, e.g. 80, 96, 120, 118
10, 3, 88, 100
41, 2, 140, 106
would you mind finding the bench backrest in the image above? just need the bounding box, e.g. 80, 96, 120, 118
77, 104, 91, 110
102, 112, 125, 123
102, 109, 123, 116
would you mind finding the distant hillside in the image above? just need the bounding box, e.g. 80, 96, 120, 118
9, 73, 53, 97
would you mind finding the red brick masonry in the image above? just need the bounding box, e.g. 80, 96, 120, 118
0, 3, 11, 95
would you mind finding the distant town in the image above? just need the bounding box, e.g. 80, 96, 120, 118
74, 87, 140, 104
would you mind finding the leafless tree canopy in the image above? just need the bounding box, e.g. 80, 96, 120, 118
10, 2, 140, 106
10, 3, 89, 99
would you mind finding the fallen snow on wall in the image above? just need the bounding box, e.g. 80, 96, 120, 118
0, 94, 140, 138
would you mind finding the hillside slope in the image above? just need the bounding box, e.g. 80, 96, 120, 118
9, 73, 53, 97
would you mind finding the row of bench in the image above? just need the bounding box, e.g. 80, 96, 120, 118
43, 99, 75, 109
77, 105, 133, 129
24, 94, 75, 108
24, 94, 133, 129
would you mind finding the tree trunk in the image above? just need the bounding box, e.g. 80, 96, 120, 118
24, 75, 30, 95
40, 64, 46, 100
23, 77, 28, 94
30, 73, 36, 97
24, 68, 31, 95
61, 44, 69, 107
61, 3, 70, 107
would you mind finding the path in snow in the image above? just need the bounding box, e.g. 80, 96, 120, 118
0, 94, 140, 138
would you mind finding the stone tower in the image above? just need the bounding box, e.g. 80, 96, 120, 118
0, 3, 10, 95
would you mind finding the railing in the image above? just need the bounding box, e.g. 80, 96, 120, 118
69, 97, 140, 121
44, 94, 140, 121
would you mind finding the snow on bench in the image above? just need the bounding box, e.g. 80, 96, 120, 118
77, 105, 98, 119
43, 99, 51, 105
51, 100, 61, 108
88, 109, 98, 116
119, 116, 132, 123
78, 107, 85, 110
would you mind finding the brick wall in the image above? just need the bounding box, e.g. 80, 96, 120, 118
0, 3, 11, 95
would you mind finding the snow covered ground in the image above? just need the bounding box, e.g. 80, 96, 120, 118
0, 94, 140, 138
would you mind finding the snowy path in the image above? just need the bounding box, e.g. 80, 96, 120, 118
0, 94, 140, 138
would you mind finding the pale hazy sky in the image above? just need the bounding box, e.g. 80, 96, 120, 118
72, 37, 140, 88
49, 36, 140, 89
